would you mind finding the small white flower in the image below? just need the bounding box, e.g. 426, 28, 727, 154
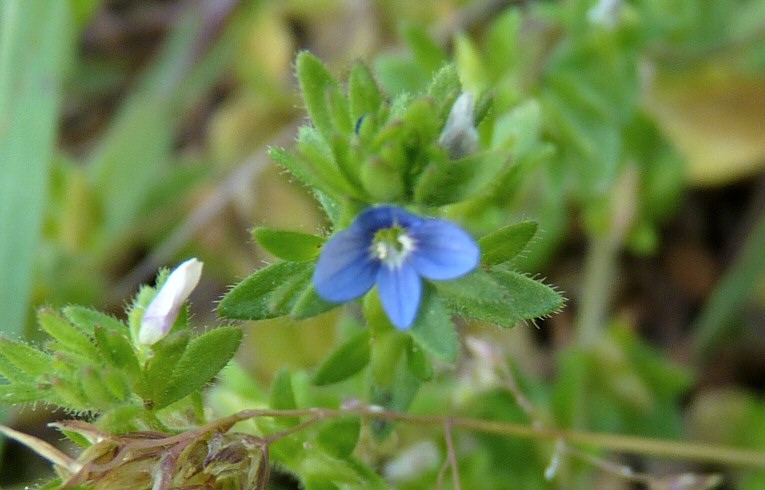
438, 92, 479, 159
139, 258, 203, 345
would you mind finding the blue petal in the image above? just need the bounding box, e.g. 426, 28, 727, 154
376, 264, 422, 329
313, 228, 378, 302
409, 219, 479, 280
354, 205, 422, 233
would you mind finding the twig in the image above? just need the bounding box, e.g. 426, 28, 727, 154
444, 419, 462, 490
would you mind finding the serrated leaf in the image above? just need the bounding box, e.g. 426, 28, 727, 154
414, 151, 507, 206
0, 338, 52, 378
63, 306, 126, 334
296, 51, 339, 141
313, 331, 370, 386
316, 417, 361, 458
489, 267, 565, 321
37, 309, 99, 360
253, 228, 325, 262
348, 63, 382, 121
409, 289, 458, 362
479, 221, 538, 266
218, 261, 314, 320
158, 326, 242, 409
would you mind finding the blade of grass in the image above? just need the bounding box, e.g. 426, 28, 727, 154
693, 202, 765, 361
88, 0, 240, 243
0, 0, 73, 336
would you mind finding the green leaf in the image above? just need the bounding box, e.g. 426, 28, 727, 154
0, 0, 73, 337
479, 221, 538, 266
0, 383, 48, 404
158, 326, 242, 409
348, 63, 383, 121
270, 269, 316, 320
37, 308, 99, 361
291, 283, 337, 320
48, 376, 89, 411
406, 339, 433, 381
93, 326, 140, 381
144, 331, 189, 408
80, 365, 119, 408
492, 100, 543, 160
270, 147, 324, 192
436, 267, 564, 328
313, 330, 371, 386
218, 261, 314, 320
270, 369, 299, 426
427, 63, 462, 120
296, 51, 339, 141
0, 338, 52, 378
0, 350, 30, 383
328, 84, 353, 135
374, 55, 430, 96
296, 126, 360, 198
409, 289, 458, 362
63, 306, 127, 334
253, 228, 325, 262
489, 267, 565, 322
371, 352, 421, 440
360, 158, 405, 202
414, 151, 507, 206
316, 417, 361, 458
402, 23, 448, 73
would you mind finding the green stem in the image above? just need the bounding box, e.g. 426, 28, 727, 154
223, 406, 765, 468
575, 232, 619, 347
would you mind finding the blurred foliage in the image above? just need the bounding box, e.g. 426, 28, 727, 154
3, 0, 765, 488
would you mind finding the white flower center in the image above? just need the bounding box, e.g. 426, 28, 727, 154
371, 227, 416, 268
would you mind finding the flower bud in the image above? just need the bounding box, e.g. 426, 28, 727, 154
139, 258, 203, 345
438, 92, 479, 159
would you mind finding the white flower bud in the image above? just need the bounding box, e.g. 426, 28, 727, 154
438, 92, 479, 159
139, 258, 203, 345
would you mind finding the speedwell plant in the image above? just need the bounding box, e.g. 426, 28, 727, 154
0, 52, 562, 488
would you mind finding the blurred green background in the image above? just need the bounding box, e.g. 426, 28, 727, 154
4, 0, 765, 487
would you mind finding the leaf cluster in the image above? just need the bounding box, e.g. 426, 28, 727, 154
0, 287, 241, 433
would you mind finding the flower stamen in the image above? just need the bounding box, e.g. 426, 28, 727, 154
371, 227, 417, 268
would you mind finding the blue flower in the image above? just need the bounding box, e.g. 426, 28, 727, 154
313, 206, 480, 329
